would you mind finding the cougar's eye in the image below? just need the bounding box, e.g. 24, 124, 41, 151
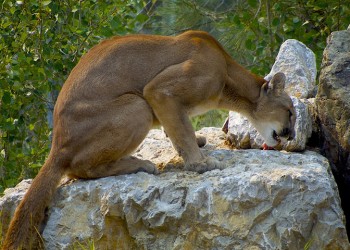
288, 110, 293, 118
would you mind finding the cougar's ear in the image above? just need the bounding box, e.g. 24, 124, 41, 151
269, 72, 286, 94
260, 72, 286, 98
260, 81, 269, 98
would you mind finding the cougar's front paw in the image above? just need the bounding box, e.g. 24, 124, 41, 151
184, 157, 225, 174
196, 135, 207, 147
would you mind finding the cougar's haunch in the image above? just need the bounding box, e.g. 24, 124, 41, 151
3, 30, 295, 249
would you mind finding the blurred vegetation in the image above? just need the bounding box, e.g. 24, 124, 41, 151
0, 0, 349, 191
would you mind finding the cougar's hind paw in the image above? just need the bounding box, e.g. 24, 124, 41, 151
141, 160, 159, 175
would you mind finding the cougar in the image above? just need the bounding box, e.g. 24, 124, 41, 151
3, 30, 295, 249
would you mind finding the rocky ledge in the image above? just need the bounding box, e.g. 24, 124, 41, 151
1, 128, 349, 250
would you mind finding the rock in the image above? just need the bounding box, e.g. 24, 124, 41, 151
316, 30, 350, 144
315, 29, 350, 234
0, 179, 32, 240
319, 30, 350, 68
265, 39, 317, 98
1, 128, 349, 250
304, 98, 319, 135
226, 97, 313, 151
226, 111, 263, 149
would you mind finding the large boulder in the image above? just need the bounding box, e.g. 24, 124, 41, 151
316, 29, 350, 163
265, 39, 317, 99
315, 28, 350, 234
1, 128, 349, 250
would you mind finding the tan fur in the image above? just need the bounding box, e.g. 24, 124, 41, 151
2, 30, 295, 249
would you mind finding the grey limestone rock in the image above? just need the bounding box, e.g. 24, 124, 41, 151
315, 29, 350, 231
1, 128, 349, 250
265, 39, 317, 99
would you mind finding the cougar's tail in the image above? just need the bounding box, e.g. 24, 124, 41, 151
2, 152, 66, 250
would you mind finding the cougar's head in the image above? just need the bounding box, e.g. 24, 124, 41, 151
252, 72, 296, 147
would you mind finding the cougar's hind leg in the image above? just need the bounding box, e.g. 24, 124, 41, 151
67, 93, 157, 179
74, 156, 158, 179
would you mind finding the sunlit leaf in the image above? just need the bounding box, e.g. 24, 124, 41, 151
42, 1, 51, 6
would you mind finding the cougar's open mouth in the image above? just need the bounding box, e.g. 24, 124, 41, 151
273, 130, 281, 143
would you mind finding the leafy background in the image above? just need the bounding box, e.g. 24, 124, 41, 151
0, 0, 349, 192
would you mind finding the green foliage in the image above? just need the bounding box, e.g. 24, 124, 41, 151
191, 110, 228, 130
1, 0, 350, 191
152, 0, 350, 75
71, 239, 95, 250
304, 238, 314, 250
